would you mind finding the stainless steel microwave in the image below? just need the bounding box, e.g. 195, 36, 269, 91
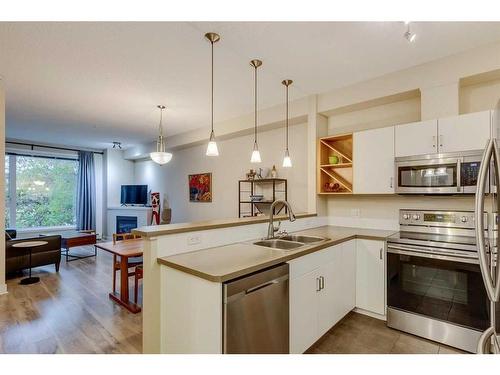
395, 150, 488, 194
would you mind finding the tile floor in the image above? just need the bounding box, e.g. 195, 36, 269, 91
307, 311, 467, 354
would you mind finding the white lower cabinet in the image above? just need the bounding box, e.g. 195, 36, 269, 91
289, 268, 322, 354
355, 239, 385, 316
340, 239, 356, 316
289, 241, 356, 354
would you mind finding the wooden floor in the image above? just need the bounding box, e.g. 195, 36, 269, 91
0, 246, 142, 354
307, 311, 466, 354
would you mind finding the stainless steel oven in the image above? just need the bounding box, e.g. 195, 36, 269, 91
395, 150, 486, 194
386, 210, 492, 353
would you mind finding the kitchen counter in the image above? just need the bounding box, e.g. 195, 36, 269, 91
133, 212, 316, 238
157, 225, 396, 282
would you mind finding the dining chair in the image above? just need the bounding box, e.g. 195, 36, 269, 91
134, 264, 143, 305
111, 233, 142, 294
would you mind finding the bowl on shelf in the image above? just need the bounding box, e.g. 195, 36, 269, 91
328, 155, 339, 164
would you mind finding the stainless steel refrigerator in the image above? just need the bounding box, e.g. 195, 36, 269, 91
475, 123, 500, 353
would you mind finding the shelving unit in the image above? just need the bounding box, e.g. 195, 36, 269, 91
317, 134, 354, 194
238, 178, 288, 217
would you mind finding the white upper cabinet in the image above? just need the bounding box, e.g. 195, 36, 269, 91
395, 119, 438, 157
437, 111, 492, 154
394, 111, 493, 158
354, 126, 395, 194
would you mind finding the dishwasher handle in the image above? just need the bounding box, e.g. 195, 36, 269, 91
245, 279, 280, 294
225, 274, 289, 303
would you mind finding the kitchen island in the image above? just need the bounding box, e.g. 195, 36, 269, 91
134, 215, 395, 354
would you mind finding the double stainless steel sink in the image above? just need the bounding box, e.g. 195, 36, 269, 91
253, 235, 329, 251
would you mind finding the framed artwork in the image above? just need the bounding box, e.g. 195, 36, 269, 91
189, 173, 212, 202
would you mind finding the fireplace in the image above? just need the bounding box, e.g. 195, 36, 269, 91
116, 216, 138, 234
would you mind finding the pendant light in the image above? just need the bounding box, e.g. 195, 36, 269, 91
150, 105, 173, 165
250, 59, 262, 163
282, 79, 293, 168
205, 32, 220, 156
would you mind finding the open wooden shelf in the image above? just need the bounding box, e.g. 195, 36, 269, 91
318, 133, 353, 194
320, 163, 353, 169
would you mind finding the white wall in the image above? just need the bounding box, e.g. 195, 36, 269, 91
460, 77, 500, 114
327, 195, 475, 230
94, 153, 104, 238
134, 123, 308, 223
0, 79, 6, 294
105, 148, 135, 207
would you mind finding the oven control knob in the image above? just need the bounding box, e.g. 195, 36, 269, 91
403, 214, 410, 220
461, 216, 468, 223
412, 214, 420, 220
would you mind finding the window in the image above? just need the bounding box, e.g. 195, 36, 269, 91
5, 154, 78, 229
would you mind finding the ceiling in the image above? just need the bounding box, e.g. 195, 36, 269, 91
2, 22, 500, 150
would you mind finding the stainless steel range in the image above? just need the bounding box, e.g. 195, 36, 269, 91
386, 209, 492, 353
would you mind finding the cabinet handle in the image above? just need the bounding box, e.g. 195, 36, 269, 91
439, 134, 443, 148
379, 248, 383, 260
390, 177, 393, 189
432, 135, 436, 148
316, 277, 321, 292
320, 276, 325, 290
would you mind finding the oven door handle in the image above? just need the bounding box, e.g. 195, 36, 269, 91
387, 245, 479, 265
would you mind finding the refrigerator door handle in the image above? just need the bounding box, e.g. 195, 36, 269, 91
492, 139, 500, 301
477, 326, 500, 354
475, 138, 499, 302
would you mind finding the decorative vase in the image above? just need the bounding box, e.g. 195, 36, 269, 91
271, 165, 277, 178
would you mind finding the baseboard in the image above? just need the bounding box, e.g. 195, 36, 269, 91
354, 307, 386, 321
0, 283, 7, 295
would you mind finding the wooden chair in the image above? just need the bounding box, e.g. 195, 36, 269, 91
134, 265, 143, 305
111, 233, 142, 294
112, 233, 140, 244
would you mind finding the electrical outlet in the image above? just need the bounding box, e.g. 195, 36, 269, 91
187, 235, 201, 245
351, 208, 361, 218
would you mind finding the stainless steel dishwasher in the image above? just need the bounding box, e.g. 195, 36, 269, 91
223, 263, 289, 354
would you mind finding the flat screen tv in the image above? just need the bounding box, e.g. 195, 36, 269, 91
120, 185, 148, 205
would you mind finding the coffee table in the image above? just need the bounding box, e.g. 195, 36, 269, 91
44, 231, 97, 262
12, 240, 48, 285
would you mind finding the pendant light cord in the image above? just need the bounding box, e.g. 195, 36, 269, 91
254, 65, 257, 144
211, 40, 214, 135
159, 107, 164, 137
286, 84, 289, 151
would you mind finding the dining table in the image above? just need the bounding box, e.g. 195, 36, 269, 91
95, 238, 144, 313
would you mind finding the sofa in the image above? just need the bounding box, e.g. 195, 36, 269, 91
5, 229, 62, 275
